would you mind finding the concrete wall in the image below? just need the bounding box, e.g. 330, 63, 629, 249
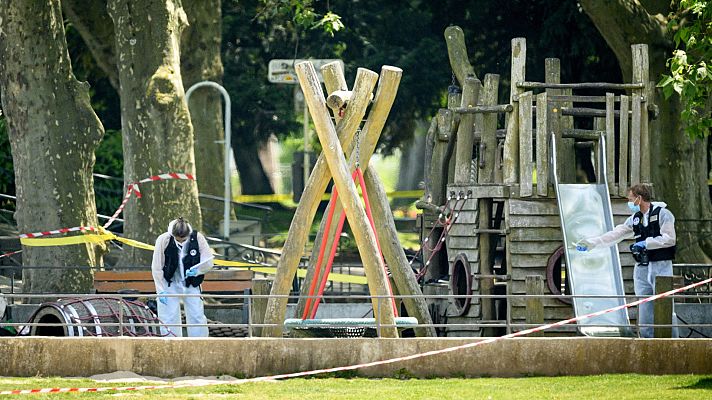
1, 337, 710, 378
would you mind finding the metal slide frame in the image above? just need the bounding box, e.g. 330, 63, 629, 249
552, 133, 633, 337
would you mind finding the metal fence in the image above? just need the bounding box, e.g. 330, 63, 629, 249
1, 284, 710, 338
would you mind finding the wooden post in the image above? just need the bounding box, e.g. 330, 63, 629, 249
653, 276, 674, 338
249, 279, 272, 337
504, 38, 526, 184
480, 74, 499, 183
364, 167, 437, 337
447, 91, 461, 186
535, 92, 548, 196
444, 25, 478, 85
618, 95, 630, 196
423, 116, 438, 202
299, 67, 431, 336
546, 58, 574, 183
630, 95, 641, 185
430, 111, 452, 205
593, 118, 605, 181
632, 44, 650, 183
525, 275, 544, 336
296, 63, 350, 319
296, 61, 397, 337
605, 93, 616, 193
518, 91, 533, 197
454, 77, 480, 184
262, 68, 379, 337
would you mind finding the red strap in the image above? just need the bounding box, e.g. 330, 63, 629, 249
309, 210, 347, 319
355, 167, 398, 316
307, 168, 398, 319
301, 189, 340, 320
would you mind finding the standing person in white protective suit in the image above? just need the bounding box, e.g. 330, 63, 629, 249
151, 217, 214, 337
576, 184, 677, 338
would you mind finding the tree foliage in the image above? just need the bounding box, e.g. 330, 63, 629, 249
658, 0, 712, 138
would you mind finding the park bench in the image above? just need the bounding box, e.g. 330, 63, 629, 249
93, 269, 254, 298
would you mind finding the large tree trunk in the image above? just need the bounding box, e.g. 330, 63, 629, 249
0, 0, 105, 293
108, 0, 202, 266
580, 0, 712, 262
181, 0, 230, 235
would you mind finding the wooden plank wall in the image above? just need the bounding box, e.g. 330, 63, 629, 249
444, 191, 483, 334
506, 197, 637, 332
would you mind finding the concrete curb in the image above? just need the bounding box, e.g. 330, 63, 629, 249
1, 337, 710, 378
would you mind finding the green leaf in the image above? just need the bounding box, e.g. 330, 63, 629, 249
657, 75, 674, 88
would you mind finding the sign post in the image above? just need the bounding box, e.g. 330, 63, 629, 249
269, 59, 343, 186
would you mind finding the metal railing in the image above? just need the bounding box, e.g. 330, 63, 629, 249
2, 264, 711, 338
1, 291, 709, 339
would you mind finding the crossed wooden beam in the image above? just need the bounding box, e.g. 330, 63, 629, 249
261, 61, 435, 338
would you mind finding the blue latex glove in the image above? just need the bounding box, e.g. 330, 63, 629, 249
158, 291, 168, 305
631, 240, 646, 252
186, 266, 199, 277
574, 239, 592, 252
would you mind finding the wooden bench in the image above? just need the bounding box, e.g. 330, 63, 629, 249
93, 269, 254, 295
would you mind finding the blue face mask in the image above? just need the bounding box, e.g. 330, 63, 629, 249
628, 196, 641, 213
627, 202, 640, 213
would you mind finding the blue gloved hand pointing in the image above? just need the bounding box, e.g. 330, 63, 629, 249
186, 266, 199, 277
158, 290, 168, 305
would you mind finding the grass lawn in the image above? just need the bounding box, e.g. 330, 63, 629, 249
1, 374, 710, 399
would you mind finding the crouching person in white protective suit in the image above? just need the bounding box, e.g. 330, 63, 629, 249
576, 184, 677, 338
151, 217, 214, 337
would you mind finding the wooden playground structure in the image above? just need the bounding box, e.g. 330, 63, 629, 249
254, 25, 657, 338
418, 26, 657, 336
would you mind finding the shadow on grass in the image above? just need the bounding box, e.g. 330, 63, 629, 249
677, 377, 712, 390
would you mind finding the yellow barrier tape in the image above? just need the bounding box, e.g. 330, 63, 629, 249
21, 234, 115, 247
20, 231, 367, 284
111, 235, 156, 251
239, 265, 367, 285
234, 190, 424, 203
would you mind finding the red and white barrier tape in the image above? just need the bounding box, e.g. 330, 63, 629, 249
0, 250, 22, 259
19, 226, 99, 240
16, 172, 194, 238
102, 172, 194, 228
2, 276, 710, 396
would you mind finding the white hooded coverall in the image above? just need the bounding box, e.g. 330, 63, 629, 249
151, 220, 214, 337
583, 202, 677, 338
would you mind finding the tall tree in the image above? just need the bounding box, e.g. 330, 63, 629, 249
107, 0, 202, 265
182, 0, 231, 233
0, 0, 105, 292
64, 0, 231, 235
580, 0, 712, 262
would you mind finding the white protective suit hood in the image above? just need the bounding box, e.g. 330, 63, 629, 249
167, 218, 193, 240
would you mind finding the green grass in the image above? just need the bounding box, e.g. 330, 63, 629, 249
1, 374, 711, 399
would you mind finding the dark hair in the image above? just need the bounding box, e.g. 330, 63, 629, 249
171, 217, 190, 238
628, 184, 652, 202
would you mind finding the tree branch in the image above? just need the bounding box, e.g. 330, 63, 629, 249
62, 0, 118, 89
579, 0, 670, 79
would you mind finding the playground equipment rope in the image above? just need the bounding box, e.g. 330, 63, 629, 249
412, 192, 469, 281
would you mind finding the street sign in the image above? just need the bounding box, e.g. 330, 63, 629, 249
268, 59, 343, 84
